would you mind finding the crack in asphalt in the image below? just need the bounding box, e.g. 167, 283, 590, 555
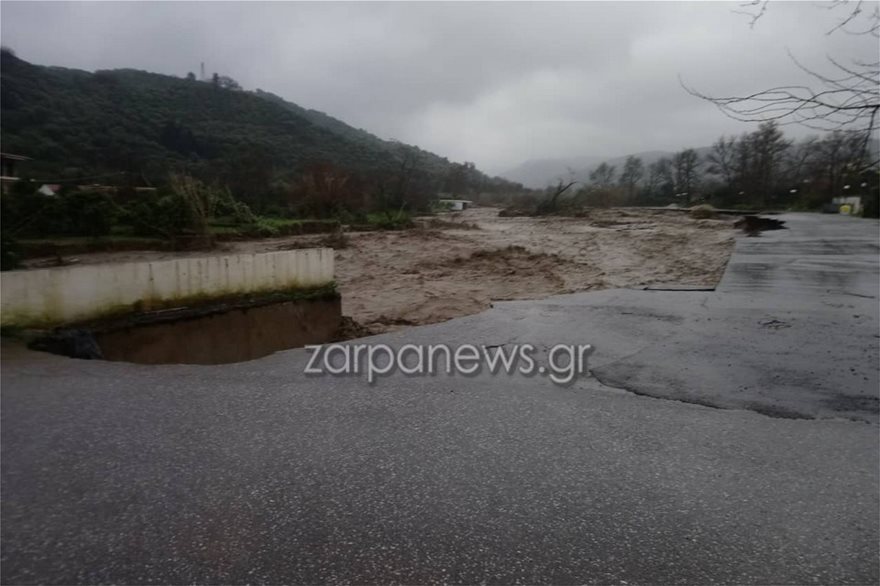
591, 368, 875, 424
588, 368, 822, 421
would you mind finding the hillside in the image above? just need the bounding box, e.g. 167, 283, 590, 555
252, 88, 455, 178
0, 50, 514, 200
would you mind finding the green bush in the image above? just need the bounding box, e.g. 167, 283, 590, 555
366, 210, 413, 230
2, 192, 63, 238
238, 217, 335, 237
241, 218, 281, 237
1, 190, 116, 238
65, 190, 116, 237
121, 192, 192, 237
1, 231, 21, 271
689, 204, 717, 219
214, 186, 257, 224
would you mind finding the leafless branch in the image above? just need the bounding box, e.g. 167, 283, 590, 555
732, 0, 769, 28
825, 0, 880, 36
682, 30, 880, 138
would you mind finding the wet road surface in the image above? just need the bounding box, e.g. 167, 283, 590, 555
2, 212, 878, 584
592, 212, 879, 422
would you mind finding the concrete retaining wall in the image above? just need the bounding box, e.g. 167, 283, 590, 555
1, 249, 334, 327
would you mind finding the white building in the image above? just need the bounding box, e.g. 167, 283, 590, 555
832, 196, 862, 215
436, 199, 473, 212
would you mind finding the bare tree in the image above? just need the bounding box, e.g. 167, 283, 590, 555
706, 136, 738, 192
536, 180, 577, 215
618, 156, 644, 200
672, 149, 700, 203
645, 157, 673, 199
683, 0, 879, 159
746, 122, 791, 203
809, 129, 870, 198
589, 162, 616, 188
782, 136, 820, 186
703, 122, 791, 206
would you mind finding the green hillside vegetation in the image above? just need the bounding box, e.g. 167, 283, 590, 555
0, 49, 523, 211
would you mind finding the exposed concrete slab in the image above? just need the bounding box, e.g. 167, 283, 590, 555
718, 213, 879, 297
589, 213, 879, 422
1, 213, 878, 584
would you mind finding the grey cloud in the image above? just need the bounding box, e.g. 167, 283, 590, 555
2, 1, 876, 174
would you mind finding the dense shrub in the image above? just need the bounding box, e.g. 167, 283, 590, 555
120, 192, 192, 237
65, 191, 116, 237
366, 210, 413, 230
1, 231, 21, 271
1, 190, 115, 238
241, 218, 281, 238
690, 204, 717, 219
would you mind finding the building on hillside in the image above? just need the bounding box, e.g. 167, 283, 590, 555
37, 184, 62, 197
0, 158, 160, 197
435, 198, 474, 212
1, 152, 31, 194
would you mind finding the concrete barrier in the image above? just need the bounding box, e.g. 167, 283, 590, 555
1, 249, 334, 327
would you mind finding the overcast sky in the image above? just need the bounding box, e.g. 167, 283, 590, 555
2, 1, 877, 174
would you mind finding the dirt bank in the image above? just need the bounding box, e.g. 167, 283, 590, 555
25, 207, 736, 335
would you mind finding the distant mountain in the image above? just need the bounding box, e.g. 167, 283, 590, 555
0, 50, 514, 198
500, 156, 601, 189
501, 150, 709, 189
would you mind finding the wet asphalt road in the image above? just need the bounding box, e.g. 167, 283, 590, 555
2, 212, 878, 584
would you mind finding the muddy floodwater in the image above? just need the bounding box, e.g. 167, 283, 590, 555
23, 207, 737, 336
29, 297, 341, 365
97, 298, 341, 364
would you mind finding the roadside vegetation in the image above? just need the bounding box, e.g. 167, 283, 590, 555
0, 171, 422, 268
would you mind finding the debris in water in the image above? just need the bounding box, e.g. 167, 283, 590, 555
734, 215, 786, 236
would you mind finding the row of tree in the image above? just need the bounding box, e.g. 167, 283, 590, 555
575, 122, 877, 212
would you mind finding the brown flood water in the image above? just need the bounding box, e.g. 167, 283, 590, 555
94, 298, 341, 365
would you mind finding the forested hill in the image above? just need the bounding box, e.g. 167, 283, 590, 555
0, 50, 517, 202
